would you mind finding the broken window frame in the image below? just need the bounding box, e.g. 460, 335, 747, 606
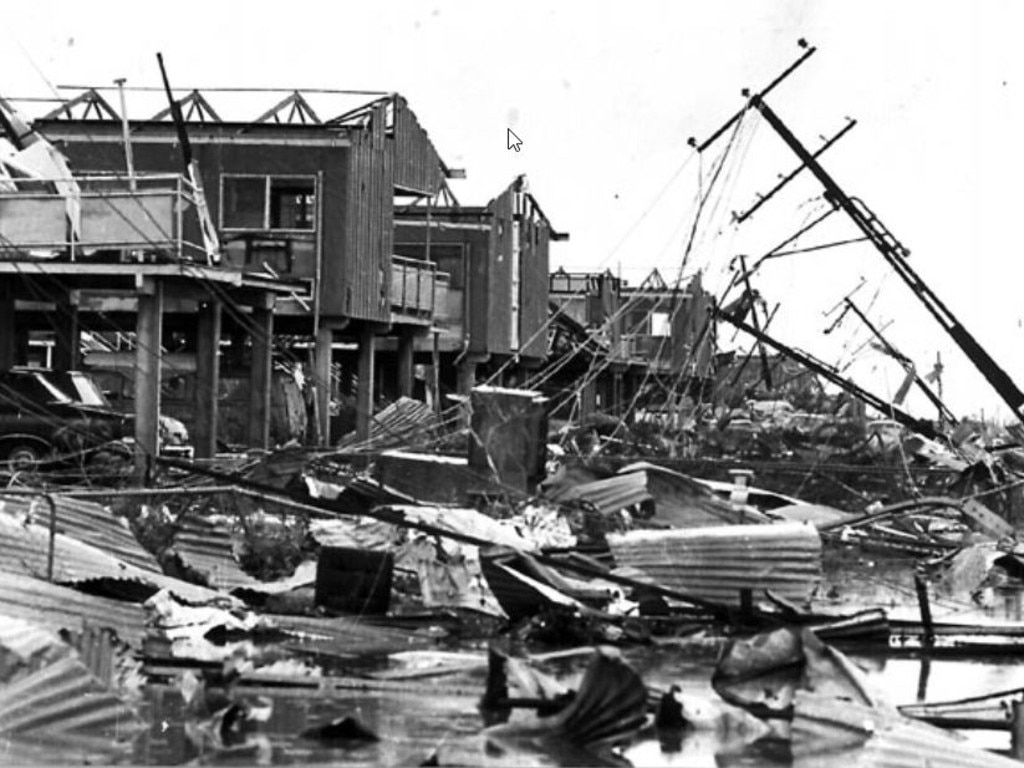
219, 173, 318, 233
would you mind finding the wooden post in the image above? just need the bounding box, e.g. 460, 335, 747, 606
193, 300, 221, 458
134, 278, 163, 485
248, 297, 274, 450
355, 325, 376, 448
397, 328, 415, 399
914, 572, 935, 649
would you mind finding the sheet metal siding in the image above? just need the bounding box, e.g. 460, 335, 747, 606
391, 96, 443, 195
0, 495, 159, 573
485, 186, 515, 354
670, 270, 713, 373
518, 198, 550, 360
608, 522, 822, 606
330, 104, 393, 321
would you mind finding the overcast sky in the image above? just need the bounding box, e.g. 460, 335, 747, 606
3, 0, 1023, 421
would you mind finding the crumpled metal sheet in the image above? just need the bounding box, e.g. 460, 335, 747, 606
608, 521, 822, 607
169, 515, 318, 596
0, 618, 144, 762
168, 514, 258, 592
0, 510, 225, 605
335, 396, 440, 454
0, 572, 147, 646
546, 471, 653, 515
0, 494, 160, 573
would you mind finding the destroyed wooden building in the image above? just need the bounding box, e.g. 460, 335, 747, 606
547, 266, 716, 419
392, 175, 569, 396
9, 89, 455, 462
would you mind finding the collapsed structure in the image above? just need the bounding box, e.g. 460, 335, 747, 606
4, 46, 1024, 767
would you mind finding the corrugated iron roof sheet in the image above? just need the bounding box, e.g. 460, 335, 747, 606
0, 511, 224, 605
168, 514, 256, 592
0, 573, 147, 646
270, 614, 426, 657
335, 396, 440, 454
0, 654, 144, 754
0, 494, 159, 573
608, 521, 822, 607
547, 471, 653, 515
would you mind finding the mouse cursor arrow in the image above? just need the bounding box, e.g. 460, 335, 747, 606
507, 128, 523, 152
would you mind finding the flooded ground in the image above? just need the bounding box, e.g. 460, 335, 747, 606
78, 546, 1024, 765
126, 644, 1024, 766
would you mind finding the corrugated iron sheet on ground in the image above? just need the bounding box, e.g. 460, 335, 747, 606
546, 471, 653, 515
0, 573, 147, 646
0, 512, 224, 605
0, 494, 159, 573
270, 614, 426, 657
0, 653, 144, 757
335, 396, 439, 454
608, 521, 822, 607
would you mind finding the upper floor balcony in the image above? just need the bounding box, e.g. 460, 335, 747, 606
0, 173, 206, 263
390, 254, 450, 325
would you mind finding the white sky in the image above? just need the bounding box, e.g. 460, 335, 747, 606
3, 0, 1024, 421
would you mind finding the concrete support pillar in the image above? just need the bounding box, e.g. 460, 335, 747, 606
134, 279, 163, 484
355, 326, 376, 446
52, 294, 81, 372
397, 329, 415, 399
193, 300, 222, 458
314, 326, 334, 446
248, 299, 274, 450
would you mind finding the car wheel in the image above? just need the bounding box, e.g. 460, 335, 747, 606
4, 443, 45, 472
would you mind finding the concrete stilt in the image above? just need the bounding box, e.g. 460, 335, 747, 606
248, 299, 274, 450
397, 328, 415, 398
355, 326, 376, 447
52, 293, 81, 372
194, 300, 221, 458
134, 278, 163, 484
0, 291, 14, 372
314, 326, 333, 445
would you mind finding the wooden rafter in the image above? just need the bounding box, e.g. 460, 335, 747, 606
150, 90, 221, 122
41, 89, 120, 121
253, 91, 321, 125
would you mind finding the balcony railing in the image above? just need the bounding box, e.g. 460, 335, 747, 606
0, 173, 204, 262
391, 255, 449, 321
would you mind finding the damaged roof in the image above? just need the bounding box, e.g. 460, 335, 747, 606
0, 493, 160, 573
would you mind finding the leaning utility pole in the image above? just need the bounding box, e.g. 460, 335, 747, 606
695, 43, 1024, 427
844, 299, 957, 427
